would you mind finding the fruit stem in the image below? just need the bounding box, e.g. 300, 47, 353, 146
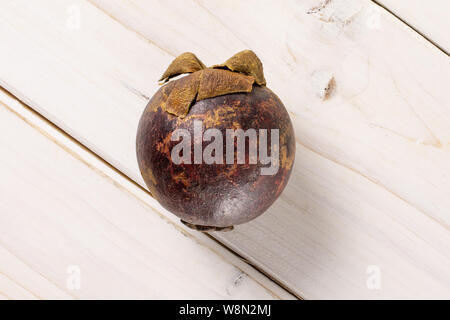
180, 220, 234, 232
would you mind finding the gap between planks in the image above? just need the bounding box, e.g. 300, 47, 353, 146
371, 0, 449, 57
0, 85, 301, 300
89, 0, 449, 59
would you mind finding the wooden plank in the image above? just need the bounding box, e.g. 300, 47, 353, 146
374, 0, 450, 53
0, 0, 449, 298
0, 88, 293, 299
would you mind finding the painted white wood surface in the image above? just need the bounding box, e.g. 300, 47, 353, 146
0, 88, 292, 299
0, 0, 449, 299
376, 0, 450, 53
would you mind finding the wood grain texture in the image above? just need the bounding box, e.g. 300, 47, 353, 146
0, 88, 293, 299
375, 0, 450, 53
0, 0, 449, 298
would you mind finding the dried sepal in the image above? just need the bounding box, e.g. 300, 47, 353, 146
159, 52, 206, 83
162, 72, 200, 117
159, 51, 264, 117
160, 69, 254, 117
212, 50, 266, 86
196, 69, 254, 101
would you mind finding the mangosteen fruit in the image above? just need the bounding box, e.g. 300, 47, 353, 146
136, 50, 295, 231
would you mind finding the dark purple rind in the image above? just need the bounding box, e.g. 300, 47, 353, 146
137, 83, 295, 228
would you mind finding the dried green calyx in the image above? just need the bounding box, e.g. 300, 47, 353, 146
158, 50, 266, 117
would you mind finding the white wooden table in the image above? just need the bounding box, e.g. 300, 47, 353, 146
0, 0, 449, 299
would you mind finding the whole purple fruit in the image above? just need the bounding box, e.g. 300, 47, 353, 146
137, 51, 295, 231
